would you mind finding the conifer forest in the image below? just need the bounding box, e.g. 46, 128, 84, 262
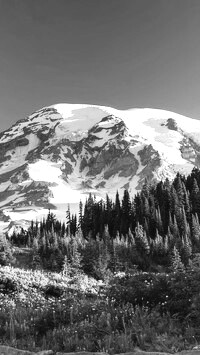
2, 168, 200, 353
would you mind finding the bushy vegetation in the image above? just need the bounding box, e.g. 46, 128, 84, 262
0, 235, 15, 266
2, 167, 200, 352
1, 264, 200, 353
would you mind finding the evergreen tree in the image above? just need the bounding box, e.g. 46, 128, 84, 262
70, 239, 82, 276
168, 212, 173, 235
81, 193, 96, 238
155, 207, 163, 234
121, 190, 132, 235
172, 215, 180, 240
94, 238, 110, 280
179, 207, 189, 238
182, 183, 191, 220
32, 236, 41, 269
142, 195, 150, 219
166, 225, 174, 250
62, 255, 70, 277
134, 192, 143, 225
143, 217, 149, 236
113, 190, 121, 236
170, 186, 179, 215
62, 238, 82, 277
170, 246, 184, 271
141, 177, 151, 198
102, 224, 110, 246
66, 205, 71, 235
181, 233, 192, 265
78, 200, 83, 229
191, 177, 199, 196
191, 213, 200, 251
109, 239, 118, 272
46, 209, 56, 231
81, 239, 99, 277
190, 178, 200, 215
153, 229, 165, 255
70, 214, 77, 235
105, 194, 112, 225
135, 222, 150, 255
173, 173, 185, 207
148, 194, 157, 238
0, 236, 14, 266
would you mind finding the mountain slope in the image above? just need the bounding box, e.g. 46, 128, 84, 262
0, 103, 200, 227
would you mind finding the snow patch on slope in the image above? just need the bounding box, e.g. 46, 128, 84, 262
117, 108, 200, 167
53, 104, 119, 135
28, 160, 84, 203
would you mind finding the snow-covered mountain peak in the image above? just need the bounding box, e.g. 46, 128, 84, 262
0, 102, 200, 231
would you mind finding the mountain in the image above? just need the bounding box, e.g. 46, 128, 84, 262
0, 103, 200, 229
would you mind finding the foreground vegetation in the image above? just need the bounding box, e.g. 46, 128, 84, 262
1, 259, 200, 353
2, 168, 200, 352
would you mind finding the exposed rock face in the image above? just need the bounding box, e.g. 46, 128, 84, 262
136, 145, 161, 188
0, 104, 200, 225
86, 145, 138, 178
165, 117, 178, 131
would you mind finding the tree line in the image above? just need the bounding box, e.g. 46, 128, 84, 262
8, 167, 200, 274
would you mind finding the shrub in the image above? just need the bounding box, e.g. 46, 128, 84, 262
0, 236, 14, 266
0, 277, 18, 294
43, 284, 64, 298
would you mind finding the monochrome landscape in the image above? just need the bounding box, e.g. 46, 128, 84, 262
1, 0, 200, 354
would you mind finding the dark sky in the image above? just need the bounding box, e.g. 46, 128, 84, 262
0, 0, 200, 131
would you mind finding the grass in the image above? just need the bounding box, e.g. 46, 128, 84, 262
0, 262, 198, 354
1, 243, 200, 353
